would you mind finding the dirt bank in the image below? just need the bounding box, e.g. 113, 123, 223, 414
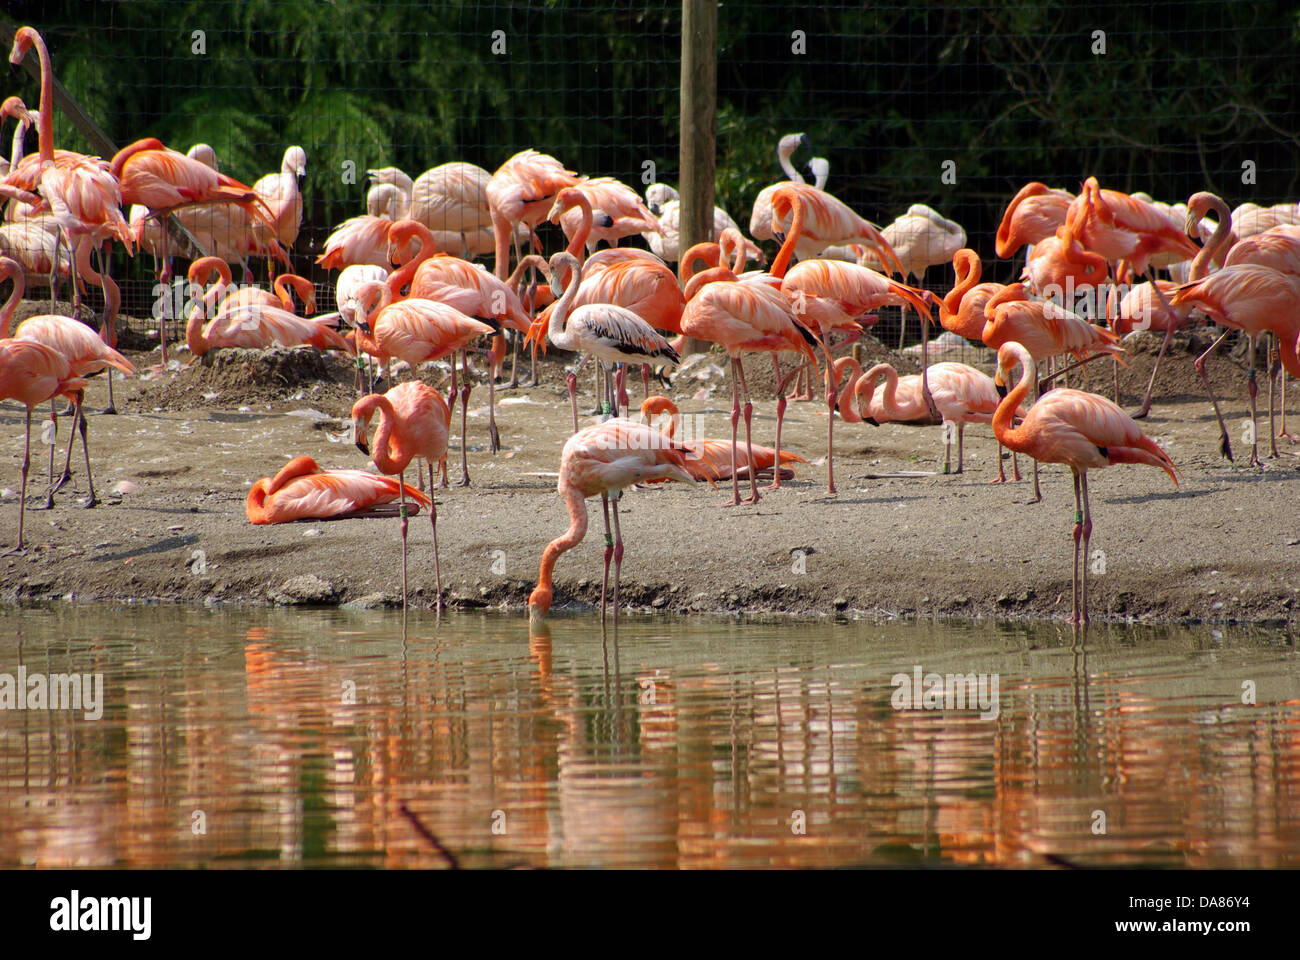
2, 318, 1298, 627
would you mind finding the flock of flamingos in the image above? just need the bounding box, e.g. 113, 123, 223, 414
2, 26, 1299, 626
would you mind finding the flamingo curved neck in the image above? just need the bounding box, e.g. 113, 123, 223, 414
0, 262, 25, 337
564, 193, 595, 261
530, 482, 589, 618
1192, 198, 1233, 280
778, 141, 803, 183
993, 348, 1035, 451
946, 253, 979, 313
770, 193, 805, 279
832, 357, 863, 421
548, 256, 583, 351
363, 395, 404, 474
387, 223, 437, 298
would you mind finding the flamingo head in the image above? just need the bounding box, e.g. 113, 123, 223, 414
9, 27, 39, 70
0, 96, 34, 127
285, 146, 307, 178
528, 584, 553, 622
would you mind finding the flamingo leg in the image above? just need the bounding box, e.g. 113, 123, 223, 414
616, 364, 629, 420
9, 408, 32, 553
1131, 271, 1180, 419
1267, 335, 1280, 458
993, 442, 1008, 484
600, 493, 613, 626
457, 350, 472, 486
488, 352, 501, 454
428, 466, 442, 614
956, 422, 966, 474
724, 358, 741, 507
45, 399, 58, 503
1080, 471, 1093, 624
610, 490, 624, 630
735, 358, 760, 503
640, 362, 651, 402
919, 311, 939, 422
1194, 328, 1235, 461
398, 474, 409, 612
763, 353, 788, 491
1247, 335, 1262, 468
566, 369, 579, 433
1070, 470, 1083, 624
1012, 450, 1021, 482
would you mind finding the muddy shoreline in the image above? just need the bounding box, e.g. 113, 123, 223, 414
2, 315, 1299, 629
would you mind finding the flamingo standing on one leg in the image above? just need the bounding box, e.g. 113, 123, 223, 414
352, 381, 451, 612
0, 339, 86, 551
991, 341, 1178, 624
528, 417, 696, 627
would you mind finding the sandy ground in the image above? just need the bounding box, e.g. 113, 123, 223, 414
2, 303, 1299, 626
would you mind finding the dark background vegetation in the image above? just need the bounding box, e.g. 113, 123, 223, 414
5, 0, 1300, 286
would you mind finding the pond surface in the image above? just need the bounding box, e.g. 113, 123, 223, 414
1, 606, 1297, 868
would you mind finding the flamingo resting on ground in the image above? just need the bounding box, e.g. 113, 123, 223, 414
528, 418, 696, 627
640, 395, 807, 482
246, 456, 429, 525
992, 341, 1179, 624
353, 381, 451, 612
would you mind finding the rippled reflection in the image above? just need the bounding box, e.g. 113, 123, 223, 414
1, 607, 1296, 868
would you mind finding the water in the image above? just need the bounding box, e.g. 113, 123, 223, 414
1, 605, 1297, 869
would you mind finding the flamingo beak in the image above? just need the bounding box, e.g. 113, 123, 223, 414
353, 420, 369, 454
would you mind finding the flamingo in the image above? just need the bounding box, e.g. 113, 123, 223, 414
643, 182, 760, 265
779, 256, 934, 493
992, 341, 1178, 624
1066, 176, 1199, 285
541, 251, 680, 428
939, 249, 1005, 344
1231, 201, 1300, 239
748, 132, 813, 245
486, 149, 581, 281
246, 455, 429, 524
0, 338, 86, 551
184, 285, 349, 360
640, 395, 806, 482
880, 204, 967, 282
388, 219, 537, 457
1116, 191, 1233, 419
316, 211, 397, 270
111, 136, 273, 359
527, 417, 696, 627
679, 264, 815, 505
767, 182, 902, 278
835, 359, 1023, 479
353, 381, 451, 611
995, 182, 1073, 259
349, 279, 493, 484
558, 177, 658, 252
251, 145, 307, 257
1169, 263, 1300, 465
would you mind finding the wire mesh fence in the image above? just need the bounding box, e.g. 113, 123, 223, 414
7, 0, 1300, 364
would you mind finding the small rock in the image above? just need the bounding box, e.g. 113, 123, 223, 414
342, 593, 393, 610
833, 596, 848, 611
577, 578, 590, 590
303, 528, 322, 537
651, 595, 667, 608
727, 593, 739, 604
953, 595, 970, 605
1288, 538, 1299, 546
272, 574, 338, 605
112, 480, 138, 495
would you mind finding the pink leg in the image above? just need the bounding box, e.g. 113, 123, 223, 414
735, 359, 760, 503
1195, 329, 1235, 461
1069, 470, 1083, 624
599, 493, 613, 625
763, 353, 788, 491
723, 359, 742, 507
428, 469, 442, 614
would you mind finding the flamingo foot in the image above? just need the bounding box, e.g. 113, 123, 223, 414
488, 420, 501, 454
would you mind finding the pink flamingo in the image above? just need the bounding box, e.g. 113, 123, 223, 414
1170, 263, 1300, 465
557, 177, 658, 251
992, 341, 1178, 624
640, 395, 806, 483
836, 358, 1024, 480
486, 149, 581, 281
528, 417, 696, 627
939, 249, 1005, 344
246, 456, 428, 524
994, 182, 1073, 259
353, 381, 452, 611
1115, 191, 1233, 419
0, 338, 86, 550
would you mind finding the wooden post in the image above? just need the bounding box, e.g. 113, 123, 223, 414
679, 0, 716, 354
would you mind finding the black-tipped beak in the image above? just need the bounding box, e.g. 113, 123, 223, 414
865, 417, 879, 427
773, 231, 785, 244
799, 133, 810, 149
649, 202, 661, 215
598, 213, 614, 228
995, 380, 1007, 399
355, 438, 369, 455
